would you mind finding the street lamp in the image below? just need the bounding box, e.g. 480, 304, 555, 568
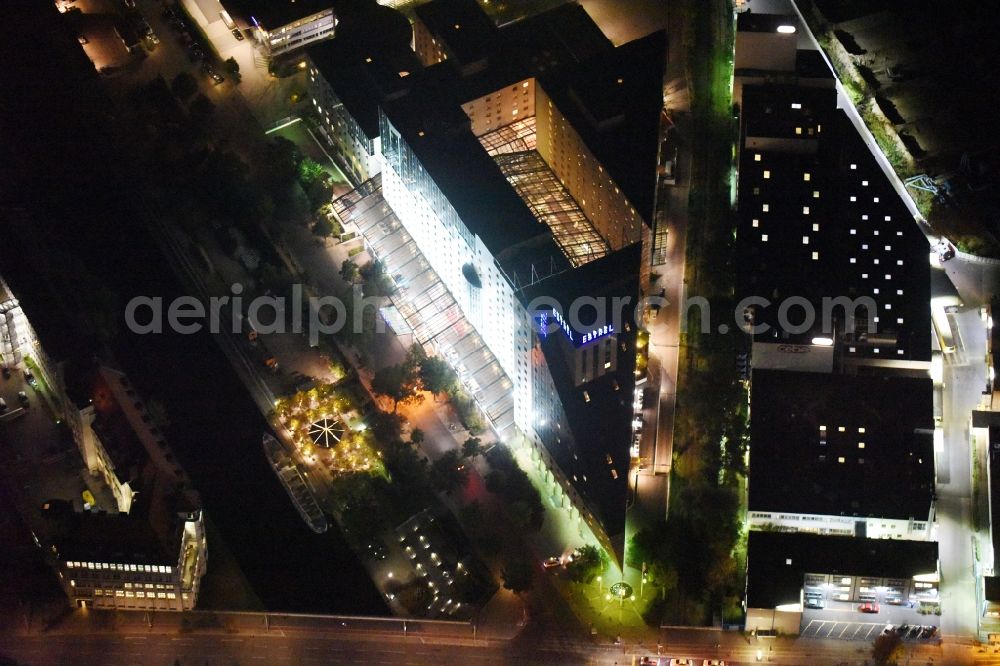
597, 575, 603, 593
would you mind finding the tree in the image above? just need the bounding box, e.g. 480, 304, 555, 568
170, 71, 198, 100
461, 437, 482, 459
410, 428, 425, 444
501, 553, 534, 594
871, 631, 904, 665
313, 216, 334, 238
262, 137, 301, 190
371, 363, 422, 412
340, 259, 360, 284
224, 56, 241, 83
298, 158, 325, 185
188, 93, 215, 124
419, 355, 458, 396
565, 544, 607, 583
430, 450, 468, 495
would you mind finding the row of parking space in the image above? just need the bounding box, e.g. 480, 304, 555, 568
802, 620, 885, 641
801, 619, 939, 642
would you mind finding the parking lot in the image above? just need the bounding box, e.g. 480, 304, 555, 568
801, 599, 939, 642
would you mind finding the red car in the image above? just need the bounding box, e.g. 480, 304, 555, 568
859, 602, 880, 613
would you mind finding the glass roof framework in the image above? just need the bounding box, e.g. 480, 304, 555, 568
479, 117, 538, 155
493, 151, 610, 267
479, 119, 610, 267
333, 176, 517, 440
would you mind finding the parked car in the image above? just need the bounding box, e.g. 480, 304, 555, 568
232, 28, 244, 40
77, 34, 88, 44
703, 661, 726, 666
919, 626, 937, 639
17, 391, 28, 406
858, 602, 880, 613
804, 595, 825, 609
23, 368, 36, 386
669, 660, 693, 666
542, 556, 562, 569
210, 71, 225, 84
881, 624, 894, 636
0, 398, 7, 411
936, 238, 956, 262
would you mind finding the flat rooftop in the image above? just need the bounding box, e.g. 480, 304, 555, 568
749, 369, 934, 521
415, 0, 497, 66
737, 12, 798, 34
223, 0, 333, 30
499, 2, 613, 73
738, 84, 931, 361
538, 30, 666, 226
747, 531, 939, 609
528, 244, 643, 541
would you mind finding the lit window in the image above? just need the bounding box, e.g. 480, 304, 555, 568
802, 236, 809, 245
813, 191, 820, 198
850, 228, 857, 235
795, 127, 802, 135
885, 215, 891, 221
812, 251, 819, 260
802, 206, 810, 215
752, 219, 760, 228
850, 164, 857, 170
858, 443, 865, 449
761, 234, 769, 242
762, 204, 769, 212
862, 180, 869, 186
850, 258, 856, 264
838, 457, 846, 463
819, 425, 827, 431
763, 170, 771, 179
803, 173, 811, 182
838, 426, 846, 432
812, 223, 819, 231
754, 153, 762, 162
850, 196, 857, 202
873, 197, 880, 203
791, 102, 801, 109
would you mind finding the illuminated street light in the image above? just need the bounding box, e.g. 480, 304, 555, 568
776, 25, 796, 33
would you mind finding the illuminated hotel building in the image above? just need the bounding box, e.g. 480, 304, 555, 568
326, 0, 665, 558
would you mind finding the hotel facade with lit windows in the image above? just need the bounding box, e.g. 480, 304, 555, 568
319, 0, 665, 559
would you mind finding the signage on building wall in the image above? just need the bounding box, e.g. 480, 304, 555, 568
581, 325, 614, 345
538, 310, 615, 346
539, 310, 575, 342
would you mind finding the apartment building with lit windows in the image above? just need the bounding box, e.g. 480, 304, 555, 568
736, 13, 939, 633
0, 263, 208, 612
43, 485, 207, 612
328, 0, 665, 559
